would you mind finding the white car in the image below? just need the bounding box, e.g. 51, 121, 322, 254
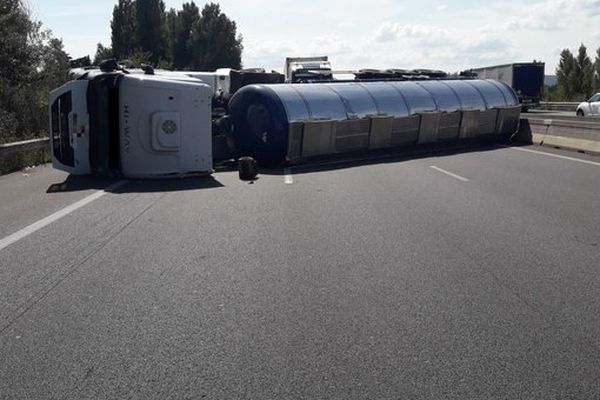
576, 93, 600, 116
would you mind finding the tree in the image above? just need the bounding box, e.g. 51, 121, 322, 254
173, 2, 200, 69
106, 1, 243, 69
135, 0, 168, 63
93, 43, 113, 65
556, 49, 577, 101
0, 0, 70, 142
40, 37, 71, 89
593, 47, 600, 92
111, 0, 137, 60
165, 8, 180, 66
575, 43, 594, 98
188, 3, 242, 70
0, 0, 38, 82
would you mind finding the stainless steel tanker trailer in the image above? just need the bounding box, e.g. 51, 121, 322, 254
49, 67, 521, 177
228, 79, 521, 165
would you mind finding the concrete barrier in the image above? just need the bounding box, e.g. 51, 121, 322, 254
516, 118, 600, 154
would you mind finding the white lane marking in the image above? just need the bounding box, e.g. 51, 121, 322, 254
284, 168, 294, 184
429, 166, 470, 182
0, 180, 128, 252
507, 146, 600, 167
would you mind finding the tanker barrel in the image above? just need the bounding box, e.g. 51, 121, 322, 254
228, 79, 521, 165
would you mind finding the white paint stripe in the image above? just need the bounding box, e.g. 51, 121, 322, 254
429, 166, 470, 182
284, 168, 294, 185
0, 180, 128, 252
507, 146, 600, 167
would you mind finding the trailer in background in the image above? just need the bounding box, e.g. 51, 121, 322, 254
284, 56, 333, 83
468, 62, 545, 111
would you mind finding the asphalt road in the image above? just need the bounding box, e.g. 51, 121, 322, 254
1, 144, 599, 399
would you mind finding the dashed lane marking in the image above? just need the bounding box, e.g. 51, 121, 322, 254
429, 166, 470, 182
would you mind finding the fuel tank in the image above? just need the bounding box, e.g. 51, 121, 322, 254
228, 79, 521, 165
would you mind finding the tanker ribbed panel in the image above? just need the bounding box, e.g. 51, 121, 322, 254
466, 80, 508, 108
293, 85, 347, 120
228, 79, 521, 165
416, 81, 462, 112
388, 82, 437, 114
273, 85, 310, 121
325, 83, 378, 119
357, 82, 410, 117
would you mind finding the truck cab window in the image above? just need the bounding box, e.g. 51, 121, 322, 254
50, 91, 75, 167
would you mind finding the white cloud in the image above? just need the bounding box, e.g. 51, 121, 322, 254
581, 0, 600, 14
33, 0, 600, 73
367, 21, 520, 71
374, 23, 452, 47
502, 0, 600, 30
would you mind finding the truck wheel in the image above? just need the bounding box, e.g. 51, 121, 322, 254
576, 109, 584, 117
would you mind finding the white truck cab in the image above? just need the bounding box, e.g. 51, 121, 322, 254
49, 72, 213, 177
576, 93, 600, 117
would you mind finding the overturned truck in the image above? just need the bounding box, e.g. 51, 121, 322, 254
49, 68, 520, 177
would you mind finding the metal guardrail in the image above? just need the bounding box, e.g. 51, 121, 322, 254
0, 137, 50, 157
536, 101, 579, 112
0, 138, 51, 175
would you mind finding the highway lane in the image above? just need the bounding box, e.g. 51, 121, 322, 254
1, 145, 599, 399
0, 164, 121, 239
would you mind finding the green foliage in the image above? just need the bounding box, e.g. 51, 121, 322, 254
555, 44, 600, 101
111, 0, 137, 60
0, 0, 71, 144
93, 43, 113, 65
108, 1, 242, 70
135, 0, 168, 63
127, 49, 153, 66
172, 2, 200, 69
542, 85, 563, 102
556, 49, 577, 100
575, 44, 594, 98
188, 3, 242, 71
594, 47, 600, 92
165, 8, 180, 66
0, 147, 51, 175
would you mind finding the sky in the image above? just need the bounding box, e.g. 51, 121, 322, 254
29, 0, 600, 74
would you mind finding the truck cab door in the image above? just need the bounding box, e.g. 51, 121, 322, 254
49, 81, 91, 175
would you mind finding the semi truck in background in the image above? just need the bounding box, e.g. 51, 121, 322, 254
284, 56, 333, 83
467, 62, 545, 111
